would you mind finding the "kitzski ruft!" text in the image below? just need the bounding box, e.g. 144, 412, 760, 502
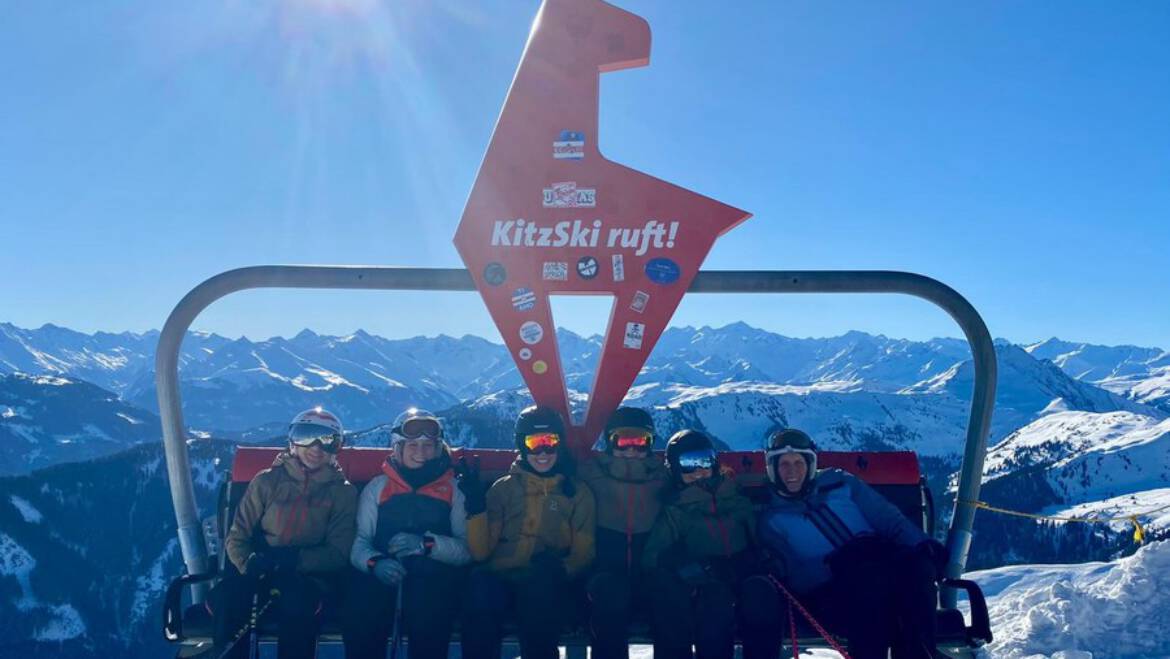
490, 219, 680, 257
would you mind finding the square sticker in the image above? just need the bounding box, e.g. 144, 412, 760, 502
623, 322, 645, 350
542, 262, 568, 281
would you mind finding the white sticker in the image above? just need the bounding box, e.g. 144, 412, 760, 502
542, 181, 596, 208
542, 261, 568, 281
611, 254, 625, 282
518, 348, 533, 361
623, 322, 645, 350
519, 321, 544, 345
630, 290, 649, 313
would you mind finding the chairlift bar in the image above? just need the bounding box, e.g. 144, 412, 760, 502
156, 265, 994, 608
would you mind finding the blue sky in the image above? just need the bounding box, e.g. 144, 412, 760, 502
3, 0, 1168, 349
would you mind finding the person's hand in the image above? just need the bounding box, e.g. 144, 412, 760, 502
529, 551, 568, 581
243, 552, 275, 579
917, 539, 949, 579
458, 460, 487, 516
387, 533, 426, 558
373, 558, 407, 586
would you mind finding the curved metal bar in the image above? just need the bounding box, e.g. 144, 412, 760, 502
156, 266, 474, 600
690, 270, 997, 607
157, 266, 993, 609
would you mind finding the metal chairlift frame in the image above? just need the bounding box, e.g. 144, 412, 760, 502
155, 265, 996, 610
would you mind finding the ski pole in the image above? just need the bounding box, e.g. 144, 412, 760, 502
389, 581, 405, 659
217, 582, 280, 659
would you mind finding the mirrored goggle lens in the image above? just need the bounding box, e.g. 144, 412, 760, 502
612, 431, 653, 449
400, 417, 441, 440
290, 423, 341, 450
523, 432, 561, 452
677, 449, 717, 473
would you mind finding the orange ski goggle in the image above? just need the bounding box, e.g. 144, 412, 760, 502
610, 429, 653, 450
522, 432, 561, 453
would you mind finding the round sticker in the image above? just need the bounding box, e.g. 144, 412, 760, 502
576, 255, 599, 280
483, 262, 507, 287
532, 360, 548, 374
511, 287, 536, 311
519, 321, 544, 345
519, 348, 533, 361
644, 258, 680, 285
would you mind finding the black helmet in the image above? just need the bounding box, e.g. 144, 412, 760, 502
602, 406, 655, 452
764, 428, 818, 496
514, 405, 566, 454
664, 429, 719, 484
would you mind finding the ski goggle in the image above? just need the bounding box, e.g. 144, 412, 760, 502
396, 417, 441, 440
610, 428, 653, 451
289, 423, 342, 453
767, 429, 814, 451
676, 448, 718, 474
522, 432, 561, 454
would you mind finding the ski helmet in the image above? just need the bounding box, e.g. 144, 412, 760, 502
764, 428, 817, 495
514, 405, 566, 455
602, 406, 655, 453
664, 429, 719, 484
288, 407, 344, 453
390, 408, 443, 447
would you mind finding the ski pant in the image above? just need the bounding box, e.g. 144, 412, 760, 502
803, 538, 939, 659
586, 569, 651, 659
647, 569, 780, 659
210, 570, 325, 659
461, 565, 575, 659
341, 558, 465, 659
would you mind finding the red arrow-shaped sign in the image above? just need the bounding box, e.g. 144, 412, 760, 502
454, 0, 751, 448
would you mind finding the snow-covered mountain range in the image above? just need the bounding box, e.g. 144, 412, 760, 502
2, 320, 1169, 657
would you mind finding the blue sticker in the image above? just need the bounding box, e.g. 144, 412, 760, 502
512, 287, 536, 311
553, 130, 585, 160
644, 258, 680, 285
483, 262, 507, 287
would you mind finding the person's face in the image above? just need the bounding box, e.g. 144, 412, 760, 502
293, 442, 329, 471
395, 438, 438, 469
680, 467, 712, 484
777, 453, 808, 493
526, 448, 559, 473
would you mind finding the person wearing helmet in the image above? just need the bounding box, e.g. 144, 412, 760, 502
578, 406, 669, 659
753, 428, 946, 659
214, 407, 358, 659
341, 408, 471, 659
641, 430, 769, 659
460, 405, 596, 659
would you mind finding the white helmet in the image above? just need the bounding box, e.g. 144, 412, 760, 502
288, 407, 344, 452
764, 428, 818, 494
389, 408, 443, 447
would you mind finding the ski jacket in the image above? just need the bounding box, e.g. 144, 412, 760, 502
641, 471, 756, 576
225, 452, 358, 577
467, 459, 596, 577
350, 449, 472, 571
756, 468, 927, 594
578, 452, 669, 573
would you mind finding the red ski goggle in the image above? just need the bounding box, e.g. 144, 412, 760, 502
522, 432, 561, 453
610, 429, 653, 451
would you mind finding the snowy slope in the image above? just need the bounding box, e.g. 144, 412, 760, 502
1027, 338, 1170, 411
0, 373, 160, 475
983, 411, 1170, 520
968, 540, 1170, 658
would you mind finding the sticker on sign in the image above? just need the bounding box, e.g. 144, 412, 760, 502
542, 181, 596, 208
542, 261, 569, 281
630, 290, 649, 313
623, 322, 645, 350
553, 130, 585, 160
519, 321, 544, 345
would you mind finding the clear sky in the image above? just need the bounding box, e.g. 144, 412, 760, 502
2, 1, 1167, 349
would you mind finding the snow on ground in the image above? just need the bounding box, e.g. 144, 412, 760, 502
0, 532, 38, 607
131, 538, 177, 626
1042, 488, 1170, 534
968, 540, 1170, 658
34, 604, 86, 641
8, 495, 43, 523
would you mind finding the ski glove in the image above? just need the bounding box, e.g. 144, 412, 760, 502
243, 552, 275, 579
373, 558, 407, 586
458, 461, 488, 516
917, 539, 949, 579
387, 533, 426, 558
